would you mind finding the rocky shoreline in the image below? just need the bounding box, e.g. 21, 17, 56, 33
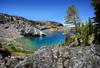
0, 13, 64, 68
0, 13, 63, 39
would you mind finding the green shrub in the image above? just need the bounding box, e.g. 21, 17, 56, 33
65, 20, 94, 46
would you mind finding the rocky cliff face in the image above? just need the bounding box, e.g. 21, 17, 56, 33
15, 44, 100, 68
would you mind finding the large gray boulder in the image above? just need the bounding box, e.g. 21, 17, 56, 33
15, 44, 100, 68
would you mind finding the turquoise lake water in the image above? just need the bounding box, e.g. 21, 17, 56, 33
17, 31, 65, 49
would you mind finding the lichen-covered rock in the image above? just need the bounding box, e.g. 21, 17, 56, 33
15, 44, 100, 68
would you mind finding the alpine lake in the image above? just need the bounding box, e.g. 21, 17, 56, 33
16, 31, 65, 49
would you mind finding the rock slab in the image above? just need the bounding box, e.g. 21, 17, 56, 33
15, 44, 100, 68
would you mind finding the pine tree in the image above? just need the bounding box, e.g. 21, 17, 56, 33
65, 5, 81, 45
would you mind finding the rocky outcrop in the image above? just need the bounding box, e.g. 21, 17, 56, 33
16, 24, 46, 37
0, 14, 43, 38
15, 44, 100, 68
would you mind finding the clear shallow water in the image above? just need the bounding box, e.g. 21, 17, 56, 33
17, 31, 65, 49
